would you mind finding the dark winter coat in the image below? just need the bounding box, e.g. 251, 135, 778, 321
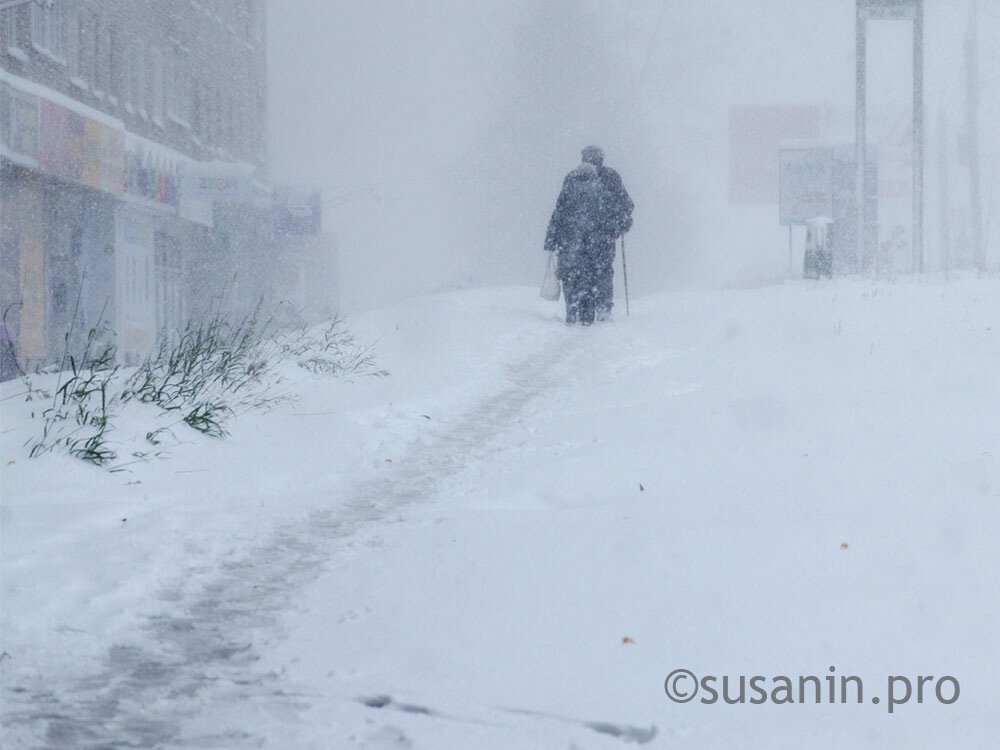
596, 165, 634, 239
544, 162, 633, 279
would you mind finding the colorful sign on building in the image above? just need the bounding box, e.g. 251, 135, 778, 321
124, 145, 179, 206
181, 162, 255, 203
38, 98, 85, 183
82, 118, 125, 194
1, 85, 126, 196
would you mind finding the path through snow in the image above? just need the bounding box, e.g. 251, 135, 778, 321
2, 317, 579, 748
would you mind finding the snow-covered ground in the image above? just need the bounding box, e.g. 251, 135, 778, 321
2, 277, 998, 748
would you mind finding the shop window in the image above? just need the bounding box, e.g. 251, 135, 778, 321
0, 229, 21, 336
52, 280, 67, 316
154, 232, 183, 334
70, 229, 82, 259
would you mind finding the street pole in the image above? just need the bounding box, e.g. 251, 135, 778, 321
937, 108, 952, 274
966, 3, 983, 270
855, 1, 867, 273
621, 237, 630, 317
856, 0, 923, 274
789, 225, 794, 277
913, 0, 924, 273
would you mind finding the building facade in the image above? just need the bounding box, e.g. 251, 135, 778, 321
1, 0, 270, 373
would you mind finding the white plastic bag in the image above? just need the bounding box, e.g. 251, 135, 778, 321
540, 253, 560, 301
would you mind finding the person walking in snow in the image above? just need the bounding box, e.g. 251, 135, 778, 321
544, 146, 633, 325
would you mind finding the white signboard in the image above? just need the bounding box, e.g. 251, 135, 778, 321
858, 0, 918, 20
180, 161, 255, 203
779, 149, 833, 226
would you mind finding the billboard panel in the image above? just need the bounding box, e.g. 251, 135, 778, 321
729, 105, 823, 204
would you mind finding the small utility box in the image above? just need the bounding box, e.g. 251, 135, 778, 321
804, 217, 834, 279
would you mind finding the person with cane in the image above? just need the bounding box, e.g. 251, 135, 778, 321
543, 146, 633, 325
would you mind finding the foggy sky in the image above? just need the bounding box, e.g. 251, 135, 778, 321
268, 0, 999, 311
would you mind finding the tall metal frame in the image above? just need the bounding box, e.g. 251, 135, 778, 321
856, 0, 924, 272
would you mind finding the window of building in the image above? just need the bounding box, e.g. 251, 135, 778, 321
30, 1, 66, 61
154, 232, 184, 335
252, 0, 264, 43
167, 42, 190, 125
164, 45, 174, 117
0, 227, 21, 358
214, 89, 222, 146
70, 9, 97, 88
191, 79, 202, 136
92, 13, 105, 94
201, 83, 211, 143
121, 40, 132, 110
233, 100, 243, 152
2, 8, 19, 51
148, 46, 164, 124
107, 25, 122, 104
126, 42, 145, 114
65, 5, 78, 77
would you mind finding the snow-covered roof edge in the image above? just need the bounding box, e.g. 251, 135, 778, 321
0, 68, 124, 132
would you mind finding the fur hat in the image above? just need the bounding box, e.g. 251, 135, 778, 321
581, 145, 604, 167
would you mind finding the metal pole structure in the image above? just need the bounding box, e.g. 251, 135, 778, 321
966, 3, 983, 270
984, 164, 996, 267
936, 108, 950, 272
789, 225, 794, 277
913, 0, 924, 273
855, 1, 867, 273
621, 236, 630, 317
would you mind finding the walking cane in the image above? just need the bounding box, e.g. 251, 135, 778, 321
621, 236, 631, 317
